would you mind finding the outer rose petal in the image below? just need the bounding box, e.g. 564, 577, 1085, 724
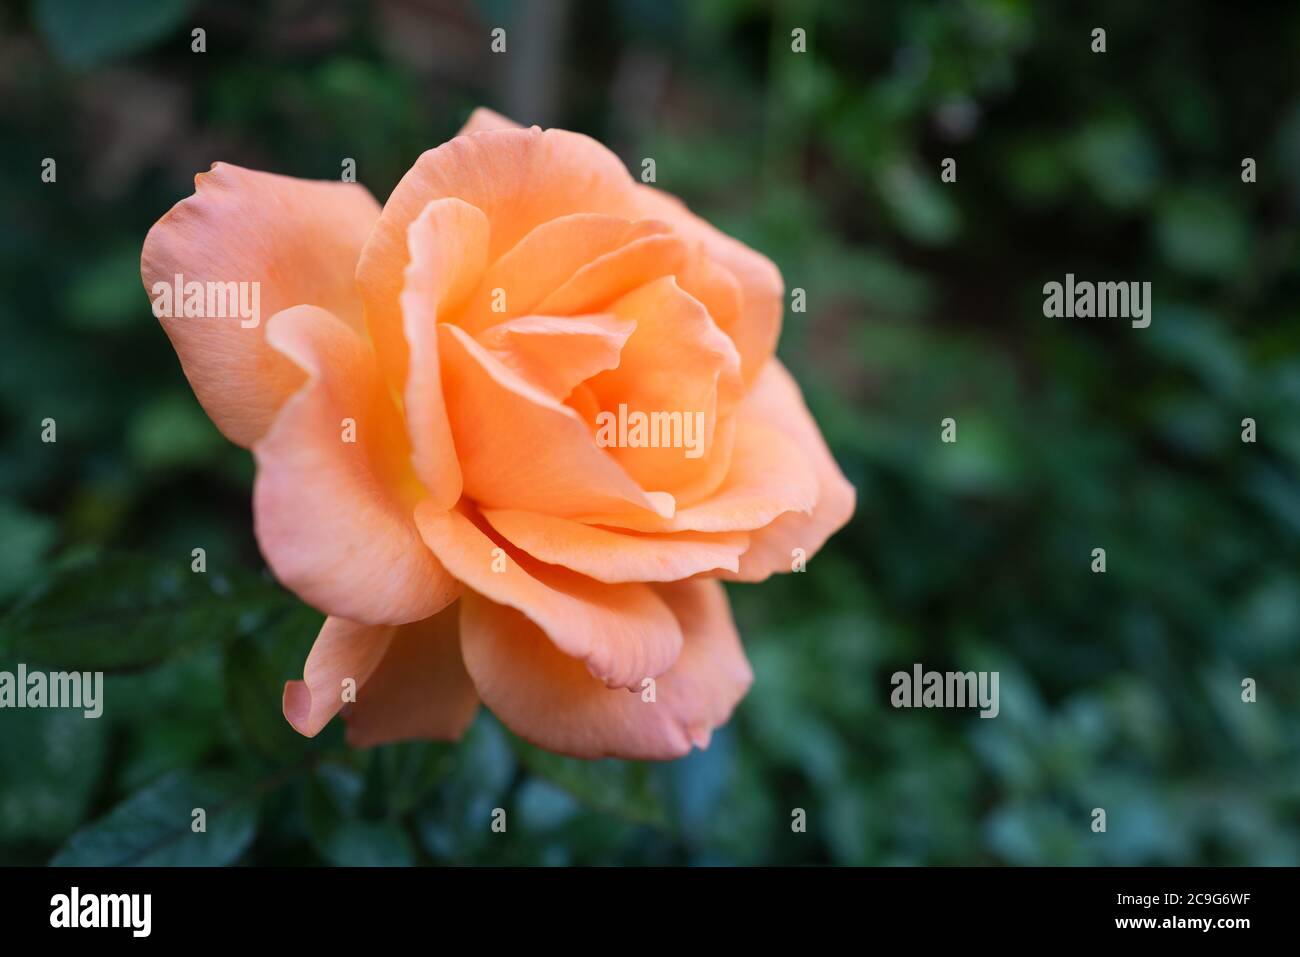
438, 323, 674, 519
481, 508, 748, 583
400, 198, 489, 507
254, 305, 460, 625
458, 579, 752, 760
283, 617, 392, 737
141, 163, 380, 446
340, 606, 479, 747
414, 505, 683, 689
723, 360, 857, 581
282, 605, 477, 745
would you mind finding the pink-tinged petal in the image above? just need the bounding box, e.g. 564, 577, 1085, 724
438, 322, 674, 519
141, 163, 380, 446
477, 314, 635, 399
454, 215, 671, 335
356, 127, 642, 370
573, 415, 819, 533
414, 505, 683, 689
253, 306, 460, 625
651, 578, 754, 749
459, 579, 751, 760
481, 508, 748, 583
723, 360, 856, 581
634, 185, 783, 386
283, 617, 394, 738
341, 604, 479, 747
588, 276, 743, 494
399, 198, 489, 507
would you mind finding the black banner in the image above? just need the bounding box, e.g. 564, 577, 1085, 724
0, 866, 1286, 942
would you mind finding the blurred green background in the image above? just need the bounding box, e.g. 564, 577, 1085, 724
2, 0, 1299, 865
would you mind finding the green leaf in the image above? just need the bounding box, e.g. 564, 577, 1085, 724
61, 245, 151, 332
666, 728, 735, 843
515, 778, 582, 832
0, 502, 57, 604
413, 716, 515, 861
879, 160, 960, 245
0, 708, 107, 848
50, 770, 260, 866
1071, 115, 1159, 210
311, 817, 416, 867
381, 742, 458, 817
223, 604, 322, 760
127, 394, 226, 473
35, 0, 196, 69
305, 764, 415, 866
0, 551, 289, 672
1155, 187, 1250, 281
919, 411, 1024, 495
512, 736, 669, 828
984, 802, 1083, 866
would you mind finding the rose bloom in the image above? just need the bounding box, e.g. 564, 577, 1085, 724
141, 108, 854, 759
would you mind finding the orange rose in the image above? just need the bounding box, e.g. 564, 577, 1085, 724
140, 108, 854, 759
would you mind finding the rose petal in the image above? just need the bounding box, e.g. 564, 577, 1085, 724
253, 305, 460, 625
356, 127, 642, 375
481, 508, 748, 583
414, 505, 683, 689
341, 604, 479, 747
588, 276, 742, 494
723, 360, 856, 581
283, 616, 394, 738
459, 579, 751, 760
477, 313, 635, 399
634, 186, 783, 387
533, 232, 688, 316
453, 214, 670, 335
669, 415, 737, 509
141, 163, 380, 446
438, 322, 674, 519
399, 198, 489, 507
574, 415, 819, 533
283, 606, 477, 746
445, 107, 782, 386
